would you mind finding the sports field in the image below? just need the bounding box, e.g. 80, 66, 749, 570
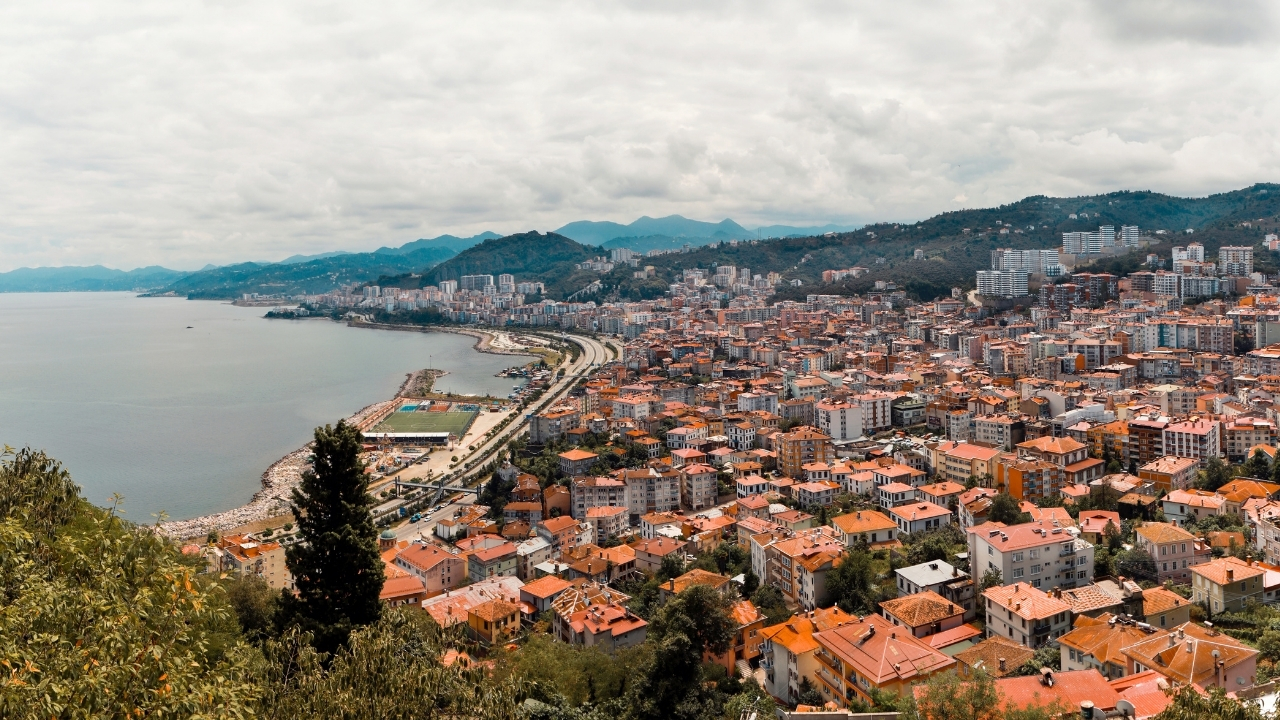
371, 409, 477, 436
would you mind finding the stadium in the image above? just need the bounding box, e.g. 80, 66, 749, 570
362, 402, 479, 445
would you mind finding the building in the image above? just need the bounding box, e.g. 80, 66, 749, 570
1121, 622, 1257, 690
982, 582, 1073, 648
879, 590, 966, 639
530, 406, 580, 444
1137, 457, 1198, 493
210, 534, 293, 590
777, 427, 834, 478
1162, 419, 1222, 460
564, 603, 648, 651
888, 501, 952, 534
976, 270, 1029, 298
394, 542, 466, 594
967, 521, 1094, 592
679, 463, 718, 510
811, 615, 956, 707
815, 400, 864, 442
1190, 557, 1265, 613
467, 599, 521, 644
758, 606, 856, 704
571, 475, 627, 519
1220, 245, 1254, 276
1133, 522, 1204, 584
559, 448, 600, 476
831, 510, 899, 548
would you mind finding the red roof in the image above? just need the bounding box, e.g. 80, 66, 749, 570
994, 669, 1119, 712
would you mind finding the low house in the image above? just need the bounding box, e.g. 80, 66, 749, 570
467, 599, 522, 644
888, 501, 952, 534
954, 635, 1035, 678
559, 448, 600, 476
659, 568, 732, 603
519, 575, 572, 614
1191, 557, 1265, 613
1121, 622, 1258, 690
982, 581, 1073, 649
1059, 614, 1163, 679
394, 542, 465, 595
632, 536, 687, 573
565, 603, 648, 651
1162, 489, 1226, 528
1140, 587, 1191, 629
831, 510, 899, 548
811, 616, 956, 707
1133, 522, 1204, 584
879, 591, 965, 639
467, 541, 519, 582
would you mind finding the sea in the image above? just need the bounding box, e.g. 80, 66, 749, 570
0, 292, 533, 522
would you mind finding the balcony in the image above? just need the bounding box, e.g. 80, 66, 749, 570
1059, 546, 1077, 557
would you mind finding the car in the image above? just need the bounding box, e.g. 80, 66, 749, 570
410, 513, 421, 523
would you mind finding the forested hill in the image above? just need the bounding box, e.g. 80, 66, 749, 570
160, 245, 457, 299
378, 231, 604, 299
0, 265, 188, 292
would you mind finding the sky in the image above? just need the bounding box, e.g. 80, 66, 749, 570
1, 0, 1278, 271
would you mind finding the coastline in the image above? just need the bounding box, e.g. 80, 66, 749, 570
158, 399, 394, 541
158, 324, 541, 542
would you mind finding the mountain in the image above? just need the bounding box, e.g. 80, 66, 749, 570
0, 265, 190, 292
374, 231, 501, 256
377, 231, 600, 299
755, 222, 862, 238
161, 246, 457, 299
555, 215, 752, 246
278, 250, 352, 264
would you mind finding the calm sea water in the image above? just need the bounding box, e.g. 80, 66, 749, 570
0, 293, 532, 521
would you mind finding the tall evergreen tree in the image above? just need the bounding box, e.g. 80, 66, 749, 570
282, 421, 385, 654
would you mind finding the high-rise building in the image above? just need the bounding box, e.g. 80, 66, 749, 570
1173, 243, 1205, 263
438, 280, 458, 295
1219, 246, 1254, 276
460, 274, 495, 291
991, 248, 1061, 274
609, 248, 636, 264
498, 274, 515, 294
1120, 225, 1140, 247
1062, 226, 1116, 255
976, 270, 1029, 298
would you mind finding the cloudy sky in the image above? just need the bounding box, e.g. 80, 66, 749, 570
1, 0, 1278, 271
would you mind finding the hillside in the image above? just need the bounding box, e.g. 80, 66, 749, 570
162, 246, 456, 299
376, 231, 601, 299
372, 231, 500, 256
0, 265, 189, 292
555, 215, 752, 245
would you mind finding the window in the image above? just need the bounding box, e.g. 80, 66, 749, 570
1078, 571, 1086, 579
1013, 552, 1024, 562
1032, 579, 1041, 588
1030, 550, 1039, 559
1077, 557, 1087, 566
1013, 568, 1024, 579
1031, 564, 1041, 575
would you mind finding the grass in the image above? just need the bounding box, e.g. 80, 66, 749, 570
371, 410, 477, 436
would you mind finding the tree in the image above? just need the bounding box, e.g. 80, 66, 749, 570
625, 584, 734, 720
1240, 449, 1271, 481
912, 669, 1002, 720
281, 421, 385, 654
1115, 547, 1158, 584
751, 584, 791, 626
226, 574, 282, 644
741, 567, 760, 598
827, 544, 880, 614
1196, 457, 1233, 492
1153, 685, 1267, 720
988, 492, 1030, 525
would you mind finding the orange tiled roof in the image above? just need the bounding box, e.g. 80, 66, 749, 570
879, 591, 962, 627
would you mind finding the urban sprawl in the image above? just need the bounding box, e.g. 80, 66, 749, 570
219, 224, 1280, 719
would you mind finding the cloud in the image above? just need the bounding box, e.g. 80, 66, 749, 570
0, 0, 1278, 270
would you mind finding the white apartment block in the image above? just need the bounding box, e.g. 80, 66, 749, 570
571, 476, 628, 520
992, 248, 1062, 275
1173, 243, 1205, 263
1219, 246, 1254, 276
815, 400, 864, 442
976, 270, 1029, 298
1162, 419, 1222, 460
967, 522, 1094, 592
1120, 225, 1140, 247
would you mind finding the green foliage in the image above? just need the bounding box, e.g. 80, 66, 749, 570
988, 492, 1030, 525
282, 421, 385, 654
903, 524, 966, 566
166, 246, 455, 299
258, 611, 525, 720
502, 635, 635, 706
0, 448, 262, 719
226, 574, 283, 644
909, 668, 1063, 720
1196, 457, 1235, 492
1115, 547, 1158, 584
625, 584, 735, 720
1153, 685, 1268, 720
1240, 450, 1272, 481
750, 584, 791, 626
1011, 645, 1061, 676
826, 543, 883, 615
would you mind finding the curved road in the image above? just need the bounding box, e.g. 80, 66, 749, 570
390, 331, 618, 541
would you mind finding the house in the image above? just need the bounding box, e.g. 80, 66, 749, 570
584, 506, 629, 541
879, 591, 965, 639
793, 480, 840, 508
659, 568, 732, 603
1059, 614, 1164, 679
765, 529, 845, 608
558, 448, 600, 476
422, 576, 525, 628
1191, 557, 1266, 613
989, 669, 1120, 715
888, 501, 952, 534
966, 521, 1094, 592
953, 635, 1035, 678
1217, 478, 1280, 518
394, 542, 466, 594
1141, 587, 1191, 629
466, 541, 519, 582
632, 536, 687, 573
710, 600, 767, 672
895, 560, 967, 597
536, 516, 589, 555
916, 481, 966, 511
380, 574, 428, 608
1077, 511, 1121, 545
759, 606, 856, 704
211, 534, 293, 590
877, 481, 917, 510
467, 599, 522, 644
1162, 489, 1226, 527
1121, 622, 1258, 690
1133, 522, 1204, 584
680, 463, 719, 510
565, 603, 648, 651
519, 574, 572, 613
811, 616, 956, 707
831, 509, 899, 548
981, 581, 1073, 649
1137, 457, 1198, 493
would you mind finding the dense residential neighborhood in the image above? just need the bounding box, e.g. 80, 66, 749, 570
247, 225, 1280, 718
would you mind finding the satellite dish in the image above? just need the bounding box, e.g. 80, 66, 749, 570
1092, 708, 1107, 720
1116, 699, 1136, 718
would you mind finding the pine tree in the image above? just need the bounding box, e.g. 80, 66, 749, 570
282, 421, 385, 654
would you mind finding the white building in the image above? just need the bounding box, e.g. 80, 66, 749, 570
967, 521, 1094, 592
1120, 225, 1140, 247
976, 270, 1029, 298
1220, 246, 1254, 276
992, 248, 1061, 275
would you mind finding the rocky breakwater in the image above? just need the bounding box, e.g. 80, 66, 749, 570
159, 399, 395, 541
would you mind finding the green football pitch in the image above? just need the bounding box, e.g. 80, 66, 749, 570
371, 410, 477, 436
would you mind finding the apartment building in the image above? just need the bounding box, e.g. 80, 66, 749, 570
967, 521, 1094, 592
778, 427, 835, 478
982, 582, 1073, 648
1162, 419, 1222, 460
1134, 522, 1206, 584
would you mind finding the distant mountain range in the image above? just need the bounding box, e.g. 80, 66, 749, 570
6, 187, 1279, 300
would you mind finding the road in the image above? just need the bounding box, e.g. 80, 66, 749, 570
389, 331, 618, 542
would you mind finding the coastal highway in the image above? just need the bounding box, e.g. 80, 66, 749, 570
388, 331, 617, 542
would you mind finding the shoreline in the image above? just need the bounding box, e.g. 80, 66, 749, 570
158, 323, 543, 542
